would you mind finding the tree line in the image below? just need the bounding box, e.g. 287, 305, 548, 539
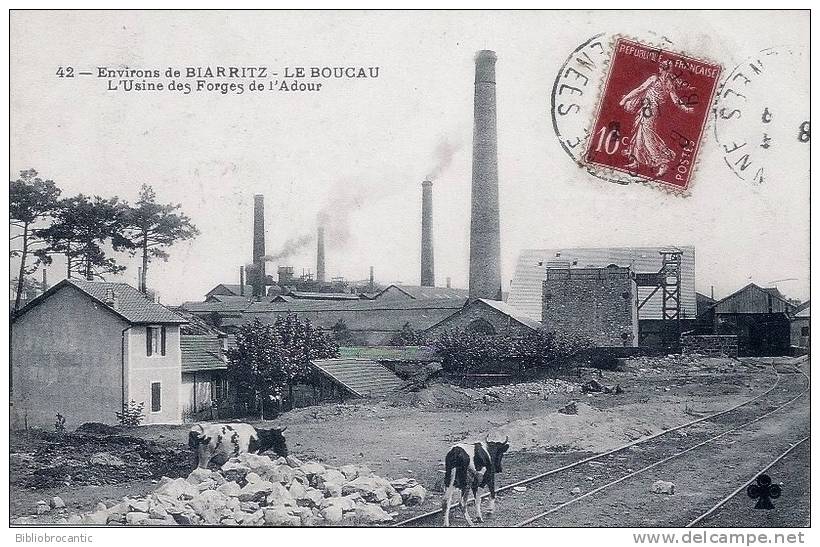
9, 169, 199, 310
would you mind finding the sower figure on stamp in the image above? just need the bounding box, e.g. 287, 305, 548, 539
619, 60, 694, 177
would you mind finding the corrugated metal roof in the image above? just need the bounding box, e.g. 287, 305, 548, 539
182, 297, 467, 314
508, 247, 697, 321
181, 335, 227, 372
15, 279, 187, 324
311, 358, 405, 397
795, 306, 809, 318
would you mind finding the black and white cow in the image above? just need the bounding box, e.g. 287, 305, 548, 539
188, 423, 288, 469
441, 435, 509, 526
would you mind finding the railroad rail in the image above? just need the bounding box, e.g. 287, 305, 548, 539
395, 357, 808, 527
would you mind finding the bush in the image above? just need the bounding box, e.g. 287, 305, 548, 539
116, 400, 145, 426
388, 323, 426, 346
432, 329, 594, 382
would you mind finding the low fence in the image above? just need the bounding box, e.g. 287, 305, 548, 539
680, 333, 739, 357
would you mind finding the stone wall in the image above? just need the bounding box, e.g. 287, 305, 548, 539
680, 334, 739, 357
542, 266, 638, 347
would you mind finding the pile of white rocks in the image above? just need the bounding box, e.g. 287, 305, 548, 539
68, 453, 427, 526
474, 379, 576, 403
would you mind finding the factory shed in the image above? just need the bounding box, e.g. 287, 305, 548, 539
206, 284, 246, 299
374, 284, 470, 301
285, 290, 362, 301
182, 297, 467, 345
791, 303, 810, 353
180, 335, 228, 421
425, 298, 542, 337
711, 283, 796, 356
310, 358, 405, 398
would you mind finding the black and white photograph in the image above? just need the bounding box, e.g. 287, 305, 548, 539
6, 8, 811, 540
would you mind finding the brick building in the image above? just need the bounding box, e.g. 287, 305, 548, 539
425, 298, 541, 337
542, 265, 638, 347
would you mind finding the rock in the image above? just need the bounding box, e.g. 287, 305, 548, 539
558, 401, 578, 415
221, 460, 251, 483
512, 486, 527, 492
581, 379, 604, 393
288, 481, 308, 500
571, 487, 581, 495
263, 507, 300, 526
317, 469, 346, 489
342, 475, 392, 500
400, 485, 426, 506
651, 480, 675, 495
245, 472, 262, 483
300, 461, 326, 477
90, 452, 126, 467
240, 501, 260, 513
125, 511, 150, 525
35, 501, 50, 515
155, 478, 199, 500
320, 493, 359, 512
324, 481, 343, 497
238, 480, 275, 502
238, 509, 264, 526
389, 478, 419, 491
321, 504, 344, 524
81, 510, 109, 525
127, 499, 150, 513
50, 496, 66, 509
286, 455, 303, 467
217, 481, 242, 497
187, 468, 215, 485
354, 503, 393, 523
339, 464, 359, 480
266, 483, 297, 507
95, 502, 107, 512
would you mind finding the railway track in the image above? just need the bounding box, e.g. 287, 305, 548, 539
396, 357, 809, 527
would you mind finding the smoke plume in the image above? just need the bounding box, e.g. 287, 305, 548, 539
426, 138, 462, 180
263, 233, 314, 262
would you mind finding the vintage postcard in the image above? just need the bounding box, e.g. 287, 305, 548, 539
7, 9, 810, 538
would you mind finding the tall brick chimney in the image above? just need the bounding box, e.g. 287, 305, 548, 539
469, 49, 502, 300
253, 194, 266, 298
239, 266, 245, 296
316, 225, 326, 283
420, 180, 435, 287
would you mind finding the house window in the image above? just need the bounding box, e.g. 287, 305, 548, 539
212, 377, 227, 401
801, 326, 810, 337
151, 382, 162, 412
146, 326, 166, 356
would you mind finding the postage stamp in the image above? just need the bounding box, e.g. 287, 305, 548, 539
583, 37, 722, 191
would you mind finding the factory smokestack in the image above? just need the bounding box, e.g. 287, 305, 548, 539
316, 225, 326, 283
420, 180, 435, 287
369, 266, 374, 289
253, 194, 266, 298
240, 266, 245, 296
469, 49, 502, 301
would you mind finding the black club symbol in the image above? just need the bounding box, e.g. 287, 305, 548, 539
747, 474, 782, 510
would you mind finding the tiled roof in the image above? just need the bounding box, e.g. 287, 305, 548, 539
15, 279, 186, 324
374, 284, 470, 300
311, 358, 405, 397
509, 247, 697, 321
181, 335, 227, 372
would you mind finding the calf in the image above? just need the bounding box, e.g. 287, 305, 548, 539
442, 435, 509, 526
188, 423, 288, 469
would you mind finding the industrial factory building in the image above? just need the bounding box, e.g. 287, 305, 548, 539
509, 246, 696, 347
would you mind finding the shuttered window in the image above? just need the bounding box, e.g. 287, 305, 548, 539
146, 326, 167, 356
151, 382, 161, 412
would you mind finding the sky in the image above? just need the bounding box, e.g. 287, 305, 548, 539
9, 10, 810, 305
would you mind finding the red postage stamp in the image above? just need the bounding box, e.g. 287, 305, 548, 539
584, 37, 722, 190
